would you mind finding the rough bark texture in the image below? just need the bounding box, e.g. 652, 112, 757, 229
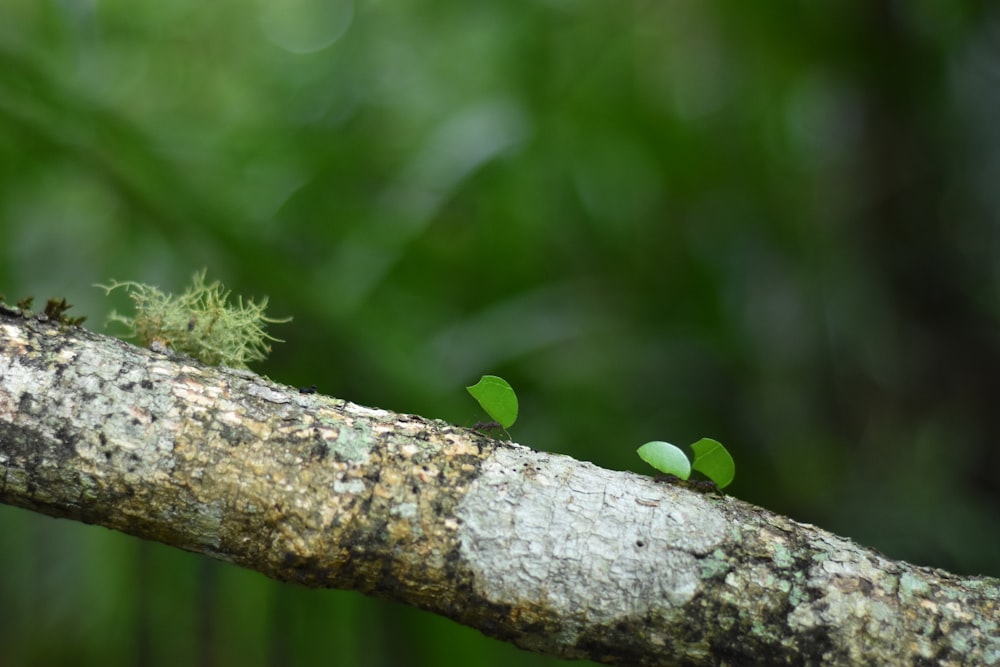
0, 305, 998, 667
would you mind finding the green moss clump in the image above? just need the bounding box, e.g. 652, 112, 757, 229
97, 270, 290, 369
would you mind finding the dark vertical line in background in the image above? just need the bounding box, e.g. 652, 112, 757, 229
136, 541, 152, 666
197, 557, 218, 667
852, 0, 1000, 497
268, 584, 292, 667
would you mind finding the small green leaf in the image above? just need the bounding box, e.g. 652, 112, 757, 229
466, 375, 518, 429
690, 438, 735, 489
637, 441, 691, 479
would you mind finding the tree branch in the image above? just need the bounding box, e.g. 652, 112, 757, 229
1, 306, 997, 666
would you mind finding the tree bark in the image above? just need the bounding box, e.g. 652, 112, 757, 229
0, 305, 997, 667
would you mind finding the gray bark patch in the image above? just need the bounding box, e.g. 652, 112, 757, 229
457, 445, 728, 634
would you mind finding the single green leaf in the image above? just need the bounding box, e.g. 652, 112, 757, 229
690, 438, 735, 489
637, 441, 691, 479
466, 375, 518, 429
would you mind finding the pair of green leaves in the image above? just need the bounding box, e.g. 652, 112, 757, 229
637, 439, 735, 489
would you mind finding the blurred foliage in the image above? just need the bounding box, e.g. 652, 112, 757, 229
1, 0, 999, 665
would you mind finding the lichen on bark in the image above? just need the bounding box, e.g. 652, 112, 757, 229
96, 270, 290, 369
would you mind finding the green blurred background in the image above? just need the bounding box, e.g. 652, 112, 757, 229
1, 1, 998, 665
